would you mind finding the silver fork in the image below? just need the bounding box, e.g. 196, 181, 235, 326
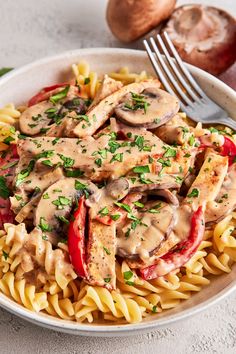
143, 32, 236, 131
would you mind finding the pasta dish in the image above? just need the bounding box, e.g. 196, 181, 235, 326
0, 62, 236, 324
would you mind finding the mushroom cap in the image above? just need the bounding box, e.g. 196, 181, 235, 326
106, 0, 176, 43
162, 5, 236, 75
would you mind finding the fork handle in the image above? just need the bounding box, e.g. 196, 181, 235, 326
217, 117, 236, 132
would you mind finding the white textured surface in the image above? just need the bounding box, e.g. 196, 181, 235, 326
0, 0, 236, 353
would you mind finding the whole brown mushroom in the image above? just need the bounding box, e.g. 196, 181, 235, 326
106, 0, 176, 43
162, 5, 236, 75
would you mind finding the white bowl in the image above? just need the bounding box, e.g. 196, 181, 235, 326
1, 48, 236, 336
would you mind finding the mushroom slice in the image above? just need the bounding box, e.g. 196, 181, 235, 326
115, 88, 179, 129
19, 101, 60, 136
150, 189, 179, 207
19, 86, 86, 137
117, 201, 177, 261
73, 79, 161, 138
87, 212, 117, 290
34, 177, 97, 245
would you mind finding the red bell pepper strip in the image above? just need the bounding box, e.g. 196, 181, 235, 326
140, 206, 205, 280
95, 193, 142, 226
199, 135, 236, 166
68, 196, 88, 278
28, 83, 68, 106
220, 136, 236, 165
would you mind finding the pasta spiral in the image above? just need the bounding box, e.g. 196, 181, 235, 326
0, 223, 77, 290
0, 271, 48, 312
74, 285, 144, 324
0, 103, 20, 151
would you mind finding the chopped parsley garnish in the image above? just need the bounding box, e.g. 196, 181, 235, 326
32, 114, 42, 121
184, 153, 191, 158
157, 158, 171, 168
52, 138, 60, 145
103, 247, 111, 255
58, 154, 75, 168
189, 135, 195, 146
3, 136, 15, 145
175, 176, 183, 184
154, 118, 160, 124
98, 207, 109, 216
65, 168, 84, 177
124, 92, 150, 114
2, 250, 8, 260
163, 147, 177, 158
123, 271, 133, 280
133, 165, 150, 174
39, 217, 52, 232
56, 215, 70, 224
15, 160, 35, 187
75, 180, 90, 198
133, 201, 144, 208
110, 214, 121, 221
152, 306, 158, 313
15, 194, 22, 201
104, 278, 111, 283
110, 153, 123, 163
41, 159, 53, 167
36, 150, 54, 160
125, 281, 134, 286
95, 158, 102, 167
52, 196, 71, 209
187, 188, 199, 198
43, 193, 50, 199
84, 77, 90, 85
50, 85, 70, 104
108, 140, 120, 153
40, 128, 50, 134
114, 202, 131, 213
0, 176, 10, 199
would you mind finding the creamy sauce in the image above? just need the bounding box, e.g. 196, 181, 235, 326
117, 202, 176, 261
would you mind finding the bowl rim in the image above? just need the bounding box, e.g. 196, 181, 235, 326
1, 47, 236, 336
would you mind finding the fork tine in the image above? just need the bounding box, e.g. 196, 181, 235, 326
156, 34, 202, 103
149, 37, 194, 108
163, 32, 207, 99
143, 39, 186, 108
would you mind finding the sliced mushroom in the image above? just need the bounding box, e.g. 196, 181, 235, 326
106, 0, 176, 43
150, 189, 179, 206
19, 86, 87, 137
19, 101, 59, 136
34, 177, 97, 244
73, 79, 161, 138
115, 88, 179, 129
117, 201, 177, 261
163, 5, 236, 75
